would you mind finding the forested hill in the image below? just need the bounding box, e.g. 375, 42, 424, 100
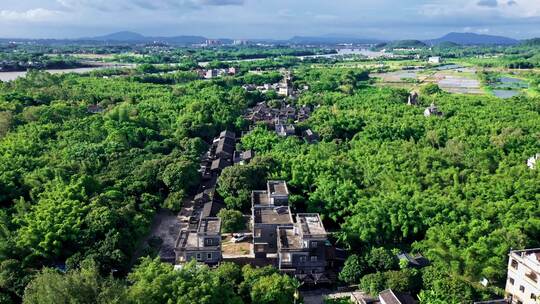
427, 32, 519, 45
0, 65, 538, 303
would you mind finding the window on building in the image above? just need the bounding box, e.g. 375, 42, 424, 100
519, 285, 525, 293
254, 229, 262, 237
207, 253, 212, 260
526, 272, 538, 283
299, 256, 307, 263
509, 277, 515, 285
281, 253, 291, 262
205, 238, 213, 246
311, 241, 318, 248
196, 253, 202, 261
310, 256, 318, 262
255, 245, 265, 252
511, 259, 519, 269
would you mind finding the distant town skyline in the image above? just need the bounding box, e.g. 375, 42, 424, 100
1, 0, 540, 39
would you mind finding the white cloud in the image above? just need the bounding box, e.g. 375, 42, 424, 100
198, 0, 244, 5
0, 8, 60, 22
418, 0, 540, 18
56, 0, 243, 11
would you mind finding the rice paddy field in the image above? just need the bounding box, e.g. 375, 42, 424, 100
370, 62, 536, 98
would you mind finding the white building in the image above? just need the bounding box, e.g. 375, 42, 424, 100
278, 79, 293, 97
505, 248, 540, 304
527, 154, 539, 169
424, 103, 443, 117
428, 56, 442, 64
233, 40, 248, 46
205, 69, 218, 79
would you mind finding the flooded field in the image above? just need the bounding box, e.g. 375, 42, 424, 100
438, 75, 482, 94
301, 48, 391, 60
371, 70, 419, 82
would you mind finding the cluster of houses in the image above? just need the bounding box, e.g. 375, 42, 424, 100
251, 180, 345, 284
174, 168, 345, 285
197, 67, 238, 79
242, 70, 308, 98
244, 101, 311, 126
244, 99, 319, 142
174, 130, 254, 265
244, 101, 319, 142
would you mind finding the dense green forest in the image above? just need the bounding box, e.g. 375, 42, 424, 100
0, 50, 539, 303
0, 70, 257, 303
240, 86, 539, 300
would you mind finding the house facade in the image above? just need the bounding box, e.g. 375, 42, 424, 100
277, 213, 330, 283
251, 181, 293, 257
175, 217, 222, 265
252, 205, 294, 257
505, 249, 540, 304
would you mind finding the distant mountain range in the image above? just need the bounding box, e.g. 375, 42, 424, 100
86, 32, 385, 45
86, 31, 208, 45
0, 31, 531, 46
426, 32, 519, 46
288, 32, 521, 46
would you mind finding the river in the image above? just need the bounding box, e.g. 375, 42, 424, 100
0, 65, 133, 82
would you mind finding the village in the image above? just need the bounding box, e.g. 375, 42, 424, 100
139, 69, 540, 304
152, 71, 341, 284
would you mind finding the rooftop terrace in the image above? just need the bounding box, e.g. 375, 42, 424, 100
297, 213, 327, 239
253, 206, 293, 225
177, 231, 199, 249
252, 190, 270, 206
278, 227, 302, 250
198, 217, 221, 235
267, 180, 289, 197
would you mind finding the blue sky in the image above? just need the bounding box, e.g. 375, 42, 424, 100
1, 0, 540, 39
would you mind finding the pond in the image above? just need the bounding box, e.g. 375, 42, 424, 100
496, 77, 528, 89
435, 64, 463, 70
492, 90, 521, 99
